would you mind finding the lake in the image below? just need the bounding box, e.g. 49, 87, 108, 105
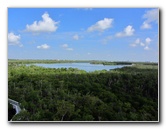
28, 63, 130, 72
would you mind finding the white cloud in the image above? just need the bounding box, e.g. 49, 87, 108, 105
26, 12, 59, 33
62, 44, 68, 48
124, 25, 135, 36
87, 18, 113, 32
130, 37, 151, 50
116, 25, 135, 37
144, 46, 150, 50
143, 9, 158, 23
8, 32, 23, 47
140, 42, 145, 46
141, 22, 151, 29
130, 38, 140, 47
145, 37, 152, 44
135, 38, 140, 44
132, 38, 145, 47
143, 37, 152, 50
141, 9, 158, 29
61, 44, 73, 51
73, 34, 79, 40
130, 43, 137, 47
37, 44, 50, 49
87, 52, 91, 55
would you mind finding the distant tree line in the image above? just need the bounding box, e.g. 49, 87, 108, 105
8, 59, 158, 66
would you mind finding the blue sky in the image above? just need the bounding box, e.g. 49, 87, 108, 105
8, 8, 159, 62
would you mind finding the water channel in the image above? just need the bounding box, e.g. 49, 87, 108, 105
28, 63, 130, 72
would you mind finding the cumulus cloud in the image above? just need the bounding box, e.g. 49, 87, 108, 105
62, 44, 68, 48
61, 44, 73, 51
130, 38, 141, 47
130, 43, 137, 47
141, 9, 158, 29
115, 25, 135, 37
144, 37, 152, 50
37, 44, 50, 49
8, 32, 23, 47
26, 12, 59, 33
141, 21, 152, 29
144, 46, 150, 50
73, 34, 79, 40
135, 38, 141, 44
145, 37, 152, 44
87, 18, 113, 32
143, 9, 158, 23
130, 37, 152, 50
140, 42, 145, 46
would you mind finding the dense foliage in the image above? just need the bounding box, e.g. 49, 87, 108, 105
8, 63, 158, 121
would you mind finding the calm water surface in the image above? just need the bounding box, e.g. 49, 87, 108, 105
29, 63, 129, 72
